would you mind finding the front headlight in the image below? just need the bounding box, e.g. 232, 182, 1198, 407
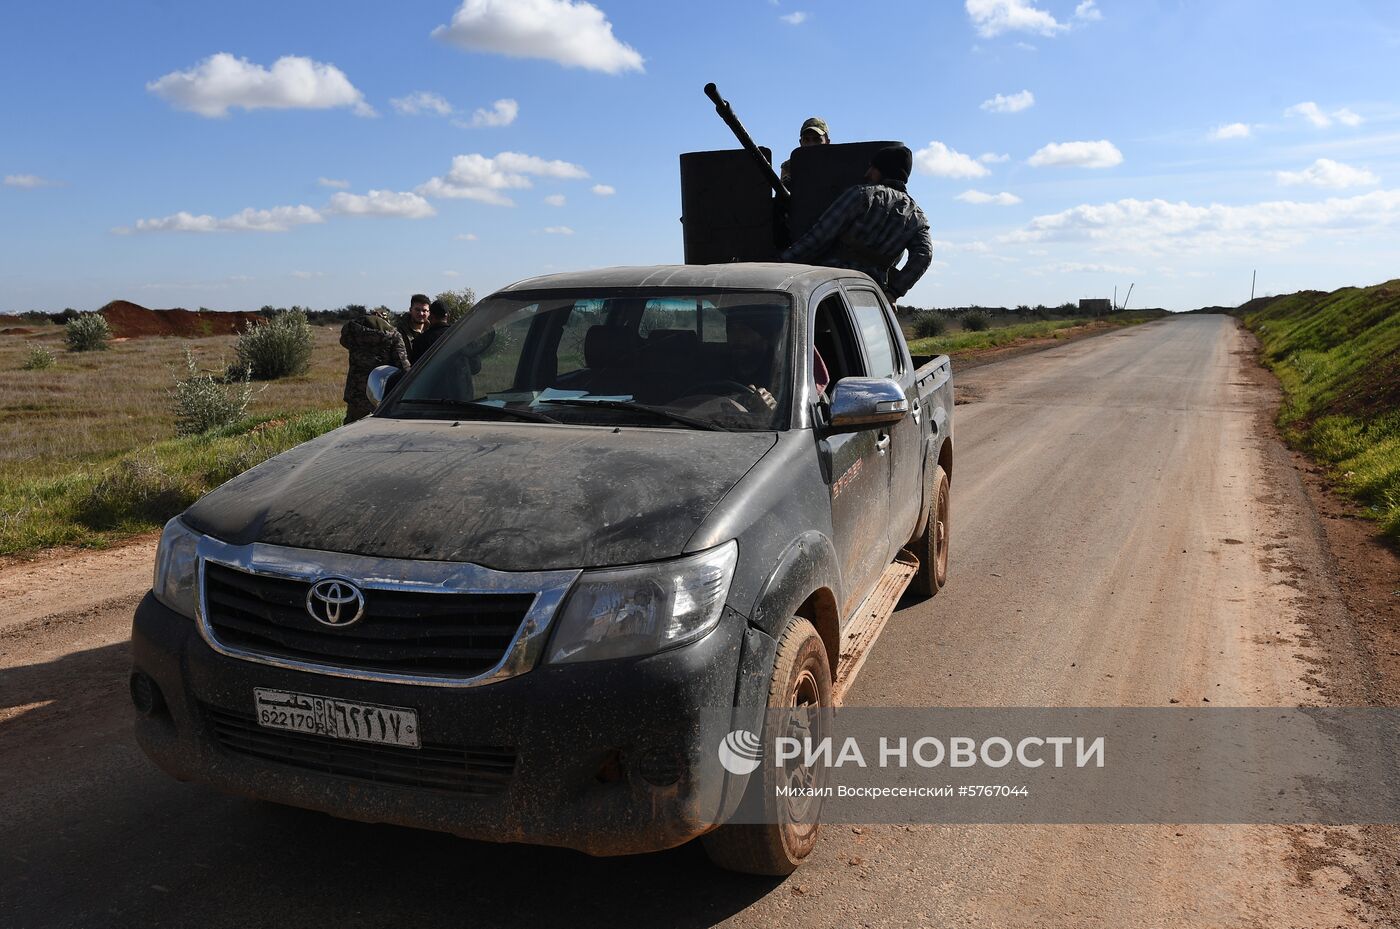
152, 516, 200, 619
546, 541, 739, 664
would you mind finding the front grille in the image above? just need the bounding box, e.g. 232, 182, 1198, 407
202, 563, 535, 677
205, 704, 515, 795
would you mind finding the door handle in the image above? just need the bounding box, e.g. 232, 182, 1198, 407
875, 433, 890, 453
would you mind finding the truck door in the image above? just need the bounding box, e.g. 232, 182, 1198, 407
812, 289, 892, 619
845, 286, 923, 559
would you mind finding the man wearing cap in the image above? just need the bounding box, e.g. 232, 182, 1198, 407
779, 116, 830, 186
780, 144, 933, 302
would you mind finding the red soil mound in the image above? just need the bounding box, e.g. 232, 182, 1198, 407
98, 300, 265, 338
1, 327, 35, 335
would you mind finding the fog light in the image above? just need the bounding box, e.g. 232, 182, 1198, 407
130, 672, 164, 717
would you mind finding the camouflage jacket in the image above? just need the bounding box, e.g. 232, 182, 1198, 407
340, 314, 410, 403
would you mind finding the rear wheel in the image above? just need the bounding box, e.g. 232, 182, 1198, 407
910, 464, 950, 597
702, 616, 832, 876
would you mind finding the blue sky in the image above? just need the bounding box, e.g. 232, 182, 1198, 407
2, 0, 1398, 312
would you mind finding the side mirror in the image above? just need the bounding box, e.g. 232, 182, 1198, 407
366, 365, 401, 406
827, 377, 908, 432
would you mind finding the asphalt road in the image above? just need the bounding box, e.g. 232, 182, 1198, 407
0, 314, 1385, 928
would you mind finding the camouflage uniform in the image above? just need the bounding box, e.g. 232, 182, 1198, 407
340, 311, 410, 423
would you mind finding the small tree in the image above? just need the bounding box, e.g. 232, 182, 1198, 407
234, 310, 313, 379
961, 310, 991, 332
434, 287, 477, 324
171, 350, 254, 435
914, 313, 948, 338
65, 313, 111, 351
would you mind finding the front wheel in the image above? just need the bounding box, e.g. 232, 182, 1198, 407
910, 464, 950, 597
702, 616, 832, 876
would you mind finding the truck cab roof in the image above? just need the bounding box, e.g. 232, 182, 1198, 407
499, 263, 873, 303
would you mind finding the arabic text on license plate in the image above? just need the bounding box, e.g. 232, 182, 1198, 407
253, 688, 420, 749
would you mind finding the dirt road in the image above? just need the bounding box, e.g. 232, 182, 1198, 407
1, 314, 1392, 928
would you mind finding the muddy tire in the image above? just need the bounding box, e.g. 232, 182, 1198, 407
702, 616, 832, 876
910, 464, 950, 597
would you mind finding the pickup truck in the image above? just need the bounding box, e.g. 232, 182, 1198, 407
131, 262, 954, 875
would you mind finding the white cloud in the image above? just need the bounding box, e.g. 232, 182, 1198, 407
147, 53, 374, 118
913, 141, 990, 179
417, 152, 589, 206
117, 204, 324, 234
443, 270, 462, 277
543, 225, 574, 235
391, 91, 454, 116
291, 270, 325, 279
544, 193, 566, 206
1027, 139, 1123, 168
432, 0, 644, 74
965, 0, 1067, 37
327, 189, 437, 218
780, 12, 808, 24
1276, 158, 1379, 189
1286, 101, 1331, 128
981, 89, 1035, 113
956, 189, 1022, 205
470, 98, 519, 127
978, 152, 1010, 164
1335, 107, 1363, 127
1285, 102, 1364, 129
1074, 0, 1102, 22
3, 174, 58, 188
1210, 122, 1251, 140
1002, 189, 1400, 254
455, 233, 479, 241
1031, 261, 1136, 275
591, 183, 616, 196
317, 177, 350, 188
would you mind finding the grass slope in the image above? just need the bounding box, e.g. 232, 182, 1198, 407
1243, 279, 1400, 538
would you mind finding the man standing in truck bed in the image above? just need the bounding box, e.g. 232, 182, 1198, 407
780, 144, 933, 302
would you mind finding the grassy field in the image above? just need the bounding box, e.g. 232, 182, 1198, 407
0, 324, 347, 556
905, 311, 1166, 357
1242, 280, 1400, 539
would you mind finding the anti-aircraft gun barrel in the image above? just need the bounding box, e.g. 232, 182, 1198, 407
703, 82, 792, 209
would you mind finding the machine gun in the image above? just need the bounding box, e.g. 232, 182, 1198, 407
703, 83, 791, 210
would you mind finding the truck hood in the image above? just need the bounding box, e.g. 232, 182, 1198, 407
181, 418, 777, 571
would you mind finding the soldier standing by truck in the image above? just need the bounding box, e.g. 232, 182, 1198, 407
340, 307, 410, 423
780, 144, 933, 302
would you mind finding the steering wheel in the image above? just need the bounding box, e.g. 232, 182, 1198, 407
683, 379, 769, 415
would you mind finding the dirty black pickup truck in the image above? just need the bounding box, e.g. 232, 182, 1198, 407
131, 262, 954, 875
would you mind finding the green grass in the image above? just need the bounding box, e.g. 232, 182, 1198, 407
1243, 279, 1400, 539
0, 408, 343, 555
907, 311, 1163, 356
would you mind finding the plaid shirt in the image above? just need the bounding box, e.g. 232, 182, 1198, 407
781, 181, 933, 300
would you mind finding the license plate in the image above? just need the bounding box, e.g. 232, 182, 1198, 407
253, 688, 420, 749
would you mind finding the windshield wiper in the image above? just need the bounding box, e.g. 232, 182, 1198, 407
395, 398, 562, 424
538, 398, 732, 432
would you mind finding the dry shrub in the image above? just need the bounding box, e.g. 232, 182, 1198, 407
171, 350, 253, 436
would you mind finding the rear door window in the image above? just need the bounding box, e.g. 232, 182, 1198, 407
848, 288, 901, 380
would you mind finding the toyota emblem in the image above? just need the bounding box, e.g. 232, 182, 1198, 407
306, 578, 366, 627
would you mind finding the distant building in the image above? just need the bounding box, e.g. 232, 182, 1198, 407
1079, 298, 1112, 316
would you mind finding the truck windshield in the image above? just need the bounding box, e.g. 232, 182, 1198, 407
386, 290, 794, 431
